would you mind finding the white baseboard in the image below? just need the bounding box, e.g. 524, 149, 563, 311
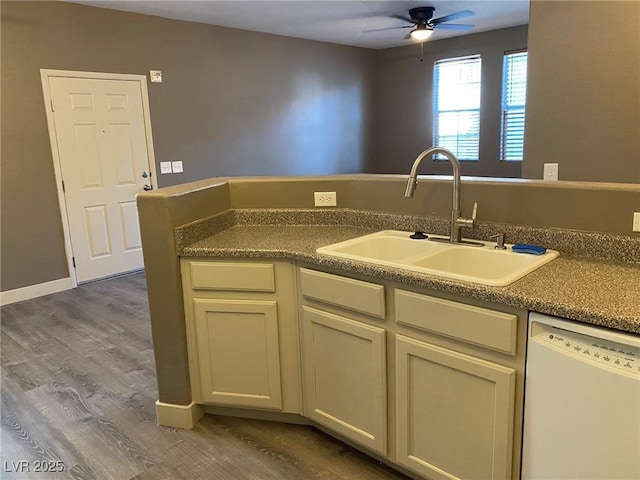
0, 277, 73, 306
155, 401, 204, 429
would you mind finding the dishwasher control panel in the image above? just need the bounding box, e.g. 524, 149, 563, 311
535, 325, 640, 374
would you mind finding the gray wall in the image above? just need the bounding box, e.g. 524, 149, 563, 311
371, 0, 640, 184
0, 1, 375, 292
524, 0, 640, 182
371, 26, 528, 177
2, 0, 640, 294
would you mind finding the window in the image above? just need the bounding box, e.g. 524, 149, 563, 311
501, 51, 528, 161
433, 55, 482, 161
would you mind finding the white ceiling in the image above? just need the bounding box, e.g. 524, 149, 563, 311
68, 1, 530, 49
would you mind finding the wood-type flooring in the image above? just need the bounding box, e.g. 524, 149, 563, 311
1, 272, 409, 479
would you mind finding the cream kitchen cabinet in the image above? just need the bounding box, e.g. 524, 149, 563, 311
394, 288, 522, 480
182, 261, 526, 479
191, 297, 281, 408
297, 268, 525, 480
395, 335, 516, 480
299, 268, 388, 455
181, 259, 301, 413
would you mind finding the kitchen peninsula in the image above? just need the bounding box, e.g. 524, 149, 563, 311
137, 174, 640, 480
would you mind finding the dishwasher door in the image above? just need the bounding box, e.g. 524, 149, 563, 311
522, 313, 640, 480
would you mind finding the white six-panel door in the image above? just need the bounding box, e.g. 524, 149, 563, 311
47, 76, 153, 283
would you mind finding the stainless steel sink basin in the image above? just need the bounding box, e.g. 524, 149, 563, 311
317, 230, 559, 286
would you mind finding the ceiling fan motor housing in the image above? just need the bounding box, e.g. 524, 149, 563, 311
409, 7, 435, 24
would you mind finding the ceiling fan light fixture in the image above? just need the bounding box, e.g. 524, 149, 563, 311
410, 25, 433, 41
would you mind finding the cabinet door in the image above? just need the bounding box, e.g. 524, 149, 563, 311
395, 335, 515, 480
193, 299, 282, 409
302, 306, 387, 455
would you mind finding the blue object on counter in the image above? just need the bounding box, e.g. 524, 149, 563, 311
512, 243, 547, 255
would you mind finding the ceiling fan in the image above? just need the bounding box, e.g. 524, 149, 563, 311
370, 6, 475, 41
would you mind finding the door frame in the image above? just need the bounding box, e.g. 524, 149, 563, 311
40, 69, 157, 287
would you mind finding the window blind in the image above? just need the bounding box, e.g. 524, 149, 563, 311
433, 55, 482, 161
501, 51, 528, 161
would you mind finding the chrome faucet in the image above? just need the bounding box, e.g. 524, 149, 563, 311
405, 147, 479, 244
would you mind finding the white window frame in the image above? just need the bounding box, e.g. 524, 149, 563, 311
433, 54, 482, 161
500, 50, 528, 161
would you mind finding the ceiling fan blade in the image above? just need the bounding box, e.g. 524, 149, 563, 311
434, 24, 474, 31
390, 14, 415, 23
364, 25, 413, 33
430, 10, 475, 25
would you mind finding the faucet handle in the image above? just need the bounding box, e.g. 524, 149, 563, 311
455, 202, 478, 230
471, 202, 478, 223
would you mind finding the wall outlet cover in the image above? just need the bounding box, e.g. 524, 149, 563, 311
633, 212, 640, 232
160, 161, 172, 174
543, 163, 559, 181
171, 161, 184, 173
314, 191, 337, 207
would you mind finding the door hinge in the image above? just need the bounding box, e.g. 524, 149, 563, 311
50, 98, 55, 112
72, 257, 76, 268
62, 180, 65, 192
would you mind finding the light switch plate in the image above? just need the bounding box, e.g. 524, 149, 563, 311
150, 70, 163, 83
160, 161, 172, 174
171, 161, 183, 173
633, 212, 640, 232
543, 163, 559, 181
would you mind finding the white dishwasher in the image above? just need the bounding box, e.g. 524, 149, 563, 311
522, 313, 640, 480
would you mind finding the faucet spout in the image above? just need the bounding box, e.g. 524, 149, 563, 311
404, 147, 477, 243
404, 176, 418, 197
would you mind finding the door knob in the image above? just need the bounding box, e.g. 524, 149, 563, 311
143, 184, 153, 191
142, 171, 149, 178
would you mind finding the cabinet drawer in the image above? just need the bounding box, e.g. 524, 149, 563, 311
190, 261, 275, 292
299, 268, 385, 319
395, 289, 517, 355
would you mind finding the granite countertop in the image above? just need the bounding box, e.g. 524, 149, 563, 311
181, 224, 640, 335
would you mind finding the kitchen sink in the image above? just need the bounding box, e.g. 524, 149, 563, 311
317, 230, 450, 262
317, 230, 559, 286
406, 245, 559, 285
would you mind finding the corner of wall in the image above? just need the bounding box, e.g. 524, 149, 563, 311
138, 180, 234, 406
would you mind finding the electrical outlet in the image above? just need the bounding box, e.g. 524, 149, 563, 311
160, 161, 172, 174
543, 163, 559, 181
314, 191, 337, 207
633, 212, 640, 232
171, 161, 183, 173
